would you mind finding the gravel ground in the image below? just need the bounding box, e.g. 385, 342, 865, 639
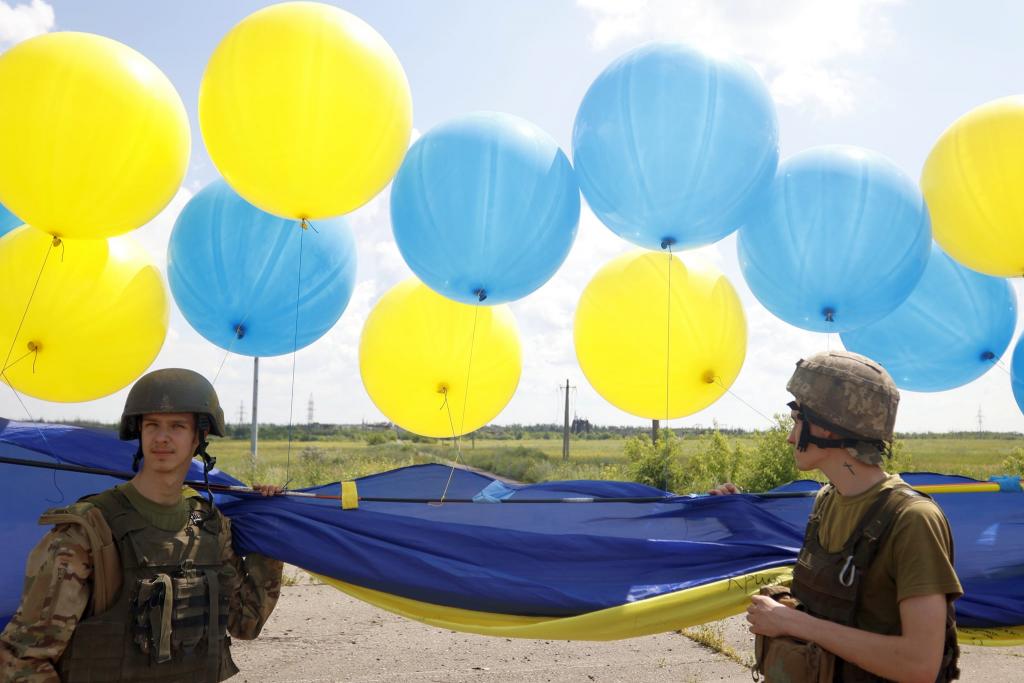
229, 569, 1023, 683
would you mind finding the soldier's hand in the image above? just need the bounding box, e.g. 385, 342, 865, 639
707, 482, 741, 496
252, 483, 284, 497
746, 594, 801, 637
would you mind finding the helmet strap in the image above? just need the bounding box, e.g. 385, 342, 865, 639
131, 443, 143, 473
194, 422, 216, 505
789, 401, 863, 452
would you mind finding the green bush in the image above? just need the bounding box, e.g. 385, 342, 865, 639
624, 430, 684, 492
364, 431, 395, 446
733, 415, 801, 493
682, 426, 746, 493
1001, 447, 1024, 476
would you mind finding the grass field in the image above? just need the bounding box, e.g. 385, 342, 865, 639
208, 433, 1023, 491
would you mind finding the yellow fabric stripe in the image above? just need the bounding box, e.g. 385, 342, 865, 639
914, 483, 1001, 494
341, 481, 358, 509
314, 567, 793, 640
313, 568, 1022, 646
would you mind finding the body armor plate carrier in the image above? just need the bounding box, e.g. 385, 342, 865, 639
790, 483, 960, 682
56, 488, 238, 682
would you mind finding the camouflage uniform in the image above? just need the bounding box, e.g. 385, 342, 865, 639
0, 495, 282, 682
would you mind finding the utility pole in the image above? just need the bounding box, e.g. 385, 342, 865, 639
237, 401, 245, 425
561, 379, 575, 461
652, 419, 659, 445
307, 394, 315, 425
977, 405, 984, 433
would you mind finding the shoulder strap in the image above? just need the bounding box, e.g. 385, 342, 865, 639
38, 500, 122, 615
847, 483, 921, 570
802, 483, 833, 545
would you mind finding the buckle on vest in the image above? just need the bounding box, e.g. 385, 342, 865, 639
838, 555, 856, 587
179, 558, 197, 578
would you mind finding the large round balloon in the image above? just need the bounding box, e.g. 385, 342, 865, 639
360, 280, 521, 437
572, 42, 778, 251
842, 243, 1016, 391
200, 2, 412, 220
738, 146, 931, 333
0, 32, 189, 239
0, 202, 21, 239
921, 97, 1024, 277
0, 228, 168, 402
1012, 335, 1024, 418
391, 112, 580, 305
575, 251, 746, 419
168, 180, 357, 357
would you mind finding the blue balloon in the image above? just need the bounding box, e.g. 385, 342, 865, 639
390, 112, 579, 305
1012, 335, 1024, 418
841, 244, 1016, 391
0, 202, 22, 239
168, 180, 357, 357
738, 146, 931, 333
572, 43, 778, 251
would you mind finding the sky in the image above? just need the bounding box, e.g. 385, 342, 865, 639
2, 0, 1024, 434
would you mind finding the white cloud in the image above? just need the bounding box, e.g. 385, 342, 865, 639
0, 0, 54, 50
577, 0, 898, 114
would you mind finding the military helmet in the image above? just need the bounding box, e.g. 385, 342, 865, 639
786, 351, 899, 461
119, 368, 226, 440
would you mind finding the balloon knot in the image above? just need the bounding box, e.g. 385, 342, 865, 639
234, 324, 246, 339
981, 350, 995, 361
27, 340, 39, 352
436, 384, 449, 395
822, 307, 835, 323
51, 236, 62, 248
660, 238, 676, 250
475, 289, 487, 302
702, 370, 716, 384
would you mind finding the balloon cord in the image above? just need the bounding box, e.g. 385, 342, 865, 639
435, 305, 482, 506
2, 238, 56, 374
1, 373, 63, 503
664, 247, 673, 426
713, 376, 775, 425
283, 225, 307, 489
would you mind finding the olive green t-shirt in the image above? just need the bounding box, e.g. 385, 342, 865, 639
812, 474, 963, 634
117, 482, 200, 532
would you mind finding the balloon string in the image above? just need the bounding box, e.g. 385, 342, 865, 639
989, 358, 1010, 376
433, 387, 466, 507
284, 224, 307, 489
713, 376, 776, 426
435, 304, 482, 505
664, 247, 673, 424
2, 348, 35, 374
1, 370, 64, 503
3, 237, 57, 375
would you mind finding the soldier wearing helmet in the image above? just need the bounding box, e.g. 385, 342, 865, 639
714, 351, 962, 682
1, 368, 285, 682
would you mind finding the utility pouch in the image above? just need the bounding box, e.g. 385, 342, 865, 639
752, 586, 836, 683
132, 574, 174, 663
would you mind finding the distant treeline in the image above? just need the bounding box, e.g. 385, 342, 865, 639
36, 418, 1024, 441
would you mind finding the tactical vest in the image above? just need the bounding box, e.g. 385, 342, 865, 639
53, 488, 239, 683
791, 483, 960, 682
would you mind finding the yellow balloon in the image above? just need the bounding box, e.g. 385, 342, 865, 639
921, 97, 1024, 277
200, 2, 413, 220
0, 33, 190, 239
574, 251, 747, 420
0, 227, 169, 402
360, 280, 521, 438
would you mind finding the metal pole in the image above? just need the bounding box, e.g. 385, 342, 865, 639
652, 419, 660, 445
250, 356, 259, 478
562, 379, 570, 461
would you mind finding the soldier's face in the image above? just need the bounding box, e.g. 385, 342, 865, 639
787, 407, 830, 471
140, 413, 200, 475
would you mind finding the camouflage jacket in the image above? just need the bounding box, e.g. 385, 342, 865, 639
0, 508, 283, 682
